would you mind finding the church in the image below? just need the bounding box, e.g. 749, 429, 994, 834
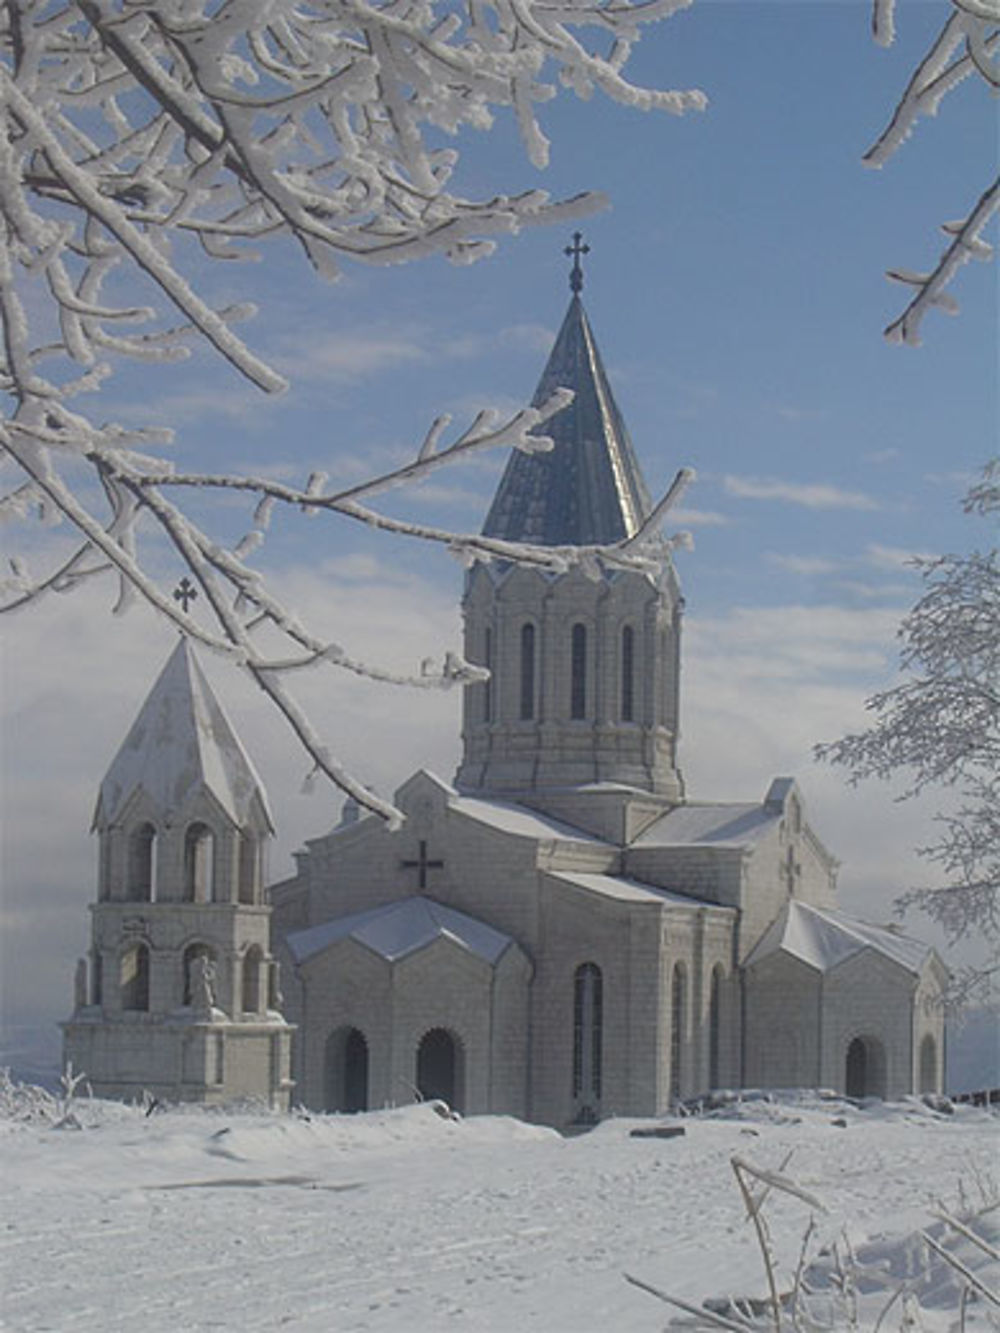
63, 255, 947, 1124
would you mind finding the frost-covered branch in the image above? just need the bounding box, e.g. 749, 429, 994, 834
0, 0, 703, 820
866, 0, 999, 344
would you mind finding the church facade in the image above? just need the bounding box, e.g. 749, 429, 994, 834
64, 270, 946, 1123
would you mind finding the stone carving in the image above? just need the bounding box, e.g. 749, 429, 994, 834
190, 954, 216, 1012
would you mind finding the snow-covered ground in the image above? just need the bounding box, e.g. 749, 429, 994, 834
1, 1080, 997, 1332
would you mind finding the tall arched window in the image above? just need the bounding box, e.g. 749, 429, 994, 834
128, 823, 157, 902
519, 623, 535, 720
120, 942, 150, 1012
241, 946, 263, 1014
572, 963, 603, 1114
570, 623, 587, 719
184, 823, 214, 903
483, 626, 494, 723
919, 1034, 937, 1094
621, 625, 635, 722
238, 832, 258, 905
708, 967, 723, 1089
670, 964, 686, 1103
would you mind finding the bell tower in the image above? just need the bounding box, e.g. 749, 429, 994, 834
62, 638, 293, 1107
456, 242, 685, 808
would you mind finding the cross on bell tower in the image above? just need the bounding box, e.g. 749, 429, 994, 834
173, 577, 198, 613
565, 232, 590, 294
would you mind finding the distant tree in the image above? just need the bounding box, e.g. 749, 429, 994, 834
0, 0, 698, 821
865, 0, 999, 345
817, 461, 1000, 1002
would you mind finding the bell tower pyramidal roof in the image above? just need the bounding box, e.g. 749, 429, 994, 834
94, 636, 273, 832
482, 245, 653, 547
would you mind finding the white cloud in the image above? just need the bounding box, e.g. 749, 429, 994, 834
723, 475, 880, 511
766, 553, 840, 576
275, 331, 428, 381
864, 448, 901, 464
864, 542, 933, 570
498, 323, 556, 355
672, 507, 730, 528
773, 404, 822, 422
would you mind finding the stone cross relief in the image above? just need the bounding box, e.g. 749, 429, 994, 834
400, 840, 444, 890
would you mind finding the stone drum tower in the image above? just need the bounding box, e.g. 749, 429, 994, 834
62, 638, 293, 1107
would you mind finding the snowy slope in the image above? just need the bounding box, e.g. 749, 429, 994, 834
0, 1083, 996, 1332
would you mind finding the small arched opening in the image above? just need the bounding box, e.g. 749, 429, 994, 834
845, 1034, 887, 1099
241, 945, 263, 1014
417, 1027, 464, 1114
184, 823, 215, 903
128, 823, 157, 902
919, 1033, 938, 1094
324, 1026, 370, 1113
120, 942, 150, 1012
670, 963, 687, 1103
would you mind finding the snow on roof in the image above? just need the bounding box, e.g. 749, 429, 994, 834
449, 794, 607, 845
633, 802, 778, 849
745, 900, 933, 975
548, 870, 734, 911
95, 638, 273, 832
287, 896, 513, 967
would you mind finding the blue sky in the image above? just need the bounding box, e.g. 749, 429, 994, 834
2, 1, 996, 1071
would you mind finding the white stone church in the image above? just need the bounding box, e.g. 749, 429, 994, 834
63, 264, 947, 1124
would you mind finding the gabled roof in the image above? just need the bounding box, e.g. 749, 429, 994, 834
633, 801, 780, 850
745, 900, 933, 976
481, 295, 653, 545
286, 896, 512, 966
547, 870, 735, 912
94, 638, 273, 832
449, 793, 608, 845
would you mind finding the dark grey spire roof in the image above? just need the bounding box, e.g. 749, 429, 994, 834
482, 295, 652, 545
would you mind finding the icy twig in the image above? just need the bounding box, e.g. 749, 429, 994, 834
865, 4, 998, 343
623, 1272, 754, 1331
920, 1227, 1000, 1305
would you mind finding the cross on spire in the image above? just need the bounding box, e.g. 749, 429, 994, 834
173, 577, 198, 613
400, 840, 444, 890
565, 232, 590, 294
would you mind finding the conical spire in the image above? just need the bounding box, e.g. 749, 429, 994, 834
94, 638, 273, 832
482, 293, 652, 546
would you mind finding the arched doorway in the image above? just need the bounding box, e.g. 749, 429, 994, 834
324, 1026, 369, 1112
845, 1035, 886, 1099
417, 1028, 463, 1113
